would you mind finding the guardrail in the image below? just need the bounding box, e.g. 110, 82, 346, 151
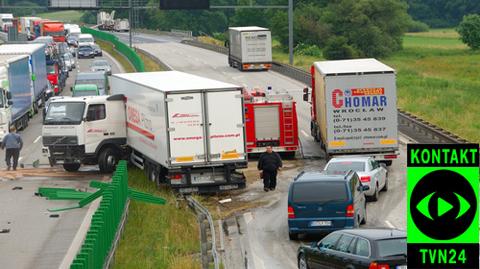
181, 39, 469, 144
70, 160, 129, 269
186, 196, 220, 269
81, 26, 145, 72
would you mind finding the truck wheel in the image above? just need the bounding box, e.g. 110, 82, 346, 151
63, 163, 81, 172
384, 160, 392, 166
33, 101, 39, 114
98, 147, 119, 173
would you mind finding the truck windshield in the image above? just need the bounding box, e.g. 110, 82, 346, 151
47, 65, 56, 74
73, 90, 98, 97
2, 18, 12, 23
76, 80, 104, 90
45, 31, 65, 36
44, 102, 85, 125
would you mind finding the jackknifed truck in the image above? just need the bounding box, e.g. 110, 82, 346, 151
42, 71, 247, 193
0, 55, 34, 141
304, 58, 399, 165
228, 26, 272, 71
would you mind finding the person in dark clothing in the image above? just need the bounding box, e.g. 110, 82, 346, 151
1, 126, 23, 171
258, 146, 282, 192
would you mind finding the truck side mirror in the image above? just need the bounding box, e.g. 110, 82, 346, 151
6, 91, 12, 99
8, 100, 13, 106
303, 87, 309, 102
70, 86, 73, 92
224, 40, 229, 48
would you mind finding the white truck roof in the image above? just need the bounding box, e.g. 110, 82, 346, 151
0, 54, 29, 63
229, 26, 269, 32
113, 71, 241, 92
313, 58, 395, 75
0, 43, 44, 54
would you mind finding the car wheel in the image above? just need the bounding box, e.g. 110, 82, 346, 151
382, 176, 389, 192
361, 205, 367, 224
371, 184, 379, 202
63, 163, 81, 172
98, 147, 119, 173
289, 232, 298, 241
298, 254, 309, 269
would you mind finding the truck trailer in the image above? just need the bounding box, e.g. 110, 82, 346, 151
113, 19, 129, 32
228, 26, 272, 71
42, 71, 247, 193
0, 44, 49, 114
244, 88, 299, 157
305, 58, 399, 165
0, 55, 34, 141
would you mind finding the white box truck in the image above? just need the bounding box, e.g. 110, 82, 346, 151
228, 26, 272, 71
304, 58, 399, 165
0, 14, 13, 32
42, 71, 247, 193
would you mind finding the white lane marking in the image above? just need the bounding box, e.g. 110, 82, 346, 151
34, 135, 41, 144
385, 220, 396, 229
244, 212, 253, 225
301, 130, 309, 138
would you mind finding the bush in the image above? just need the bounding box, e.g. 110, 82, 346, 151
323, 37, 358, 60
457, 14, 480, 50
294, 43, 322, 57
212, 32, 227, 42
407, 20, 430, 33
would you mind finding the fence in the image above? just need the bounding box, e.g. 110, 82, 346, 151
81, 27, 145, 72
70, 161, 129, 269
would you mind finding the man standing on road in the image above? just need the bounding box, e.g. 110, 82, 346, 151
258, 146, 282, 192
1, 126, 23, 171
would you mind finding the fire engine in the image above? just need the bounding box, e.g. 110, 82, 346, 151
244, 87, 299, 157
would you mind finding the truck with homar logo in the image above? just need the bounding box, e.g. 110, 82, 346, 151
42, 71, 247, 193
303, 58, 399, 165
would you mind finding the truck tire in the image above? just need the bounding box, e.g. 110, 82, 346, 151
33, 101, 39, 114
63, 163, 81, 172
98, 147, 119, 173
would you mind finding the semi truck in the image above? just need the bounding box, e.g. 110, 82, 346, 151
0, 14, 13, 32
41, 21, 65, 42
304, 58, 399, 165
20, 16, 40, 39
97, 11, 115, 31
114, 19, 129, 32
228, 26, 272, 71
0, 55, 34, 141
0, 44, 49, 114
244, 87, 299, 157
42, 71, 247, 193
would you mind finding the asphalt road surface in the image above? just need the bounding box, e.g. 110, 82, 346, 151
0, 49, 122, 269
131, 35, 408, 269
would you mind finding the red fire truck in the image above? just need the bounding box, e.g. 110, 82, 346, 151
244, 87, 299, 157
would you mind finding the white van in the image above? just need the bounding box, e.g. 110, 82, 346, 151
78, 34, 95, 45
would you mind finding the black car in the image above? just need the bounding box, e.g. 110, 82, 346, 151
91, 44, 103, 56
67, 35, 78, 47
297, 229, 407, 269
78, 45, 95, 58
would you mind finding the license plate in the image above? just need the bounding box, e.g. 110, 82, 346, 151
396, 266, 407, 269
310, 221, 331, 227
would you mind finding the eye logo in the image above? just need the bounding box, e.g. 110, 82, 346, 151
416, 192, 471, 221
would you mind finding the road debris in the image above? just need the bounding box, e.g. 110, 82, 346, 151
12, 186, 23, 190
0, 228, 10, 233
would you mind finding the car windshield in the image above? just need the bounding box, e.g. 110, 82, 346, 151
44, 102, 85, 125
79, 37, 93, 43
377, 238, 407, 257
76, 79, 104, 90
292, 181, 348, 203
93, 61, 108, 67
326, 161, 366, 173
46, 65, 56, 74
79, 46, 92, 51
73, 90, 97, 97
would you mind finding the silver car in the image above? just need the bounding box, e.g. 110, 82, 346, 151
62, 53, 76, 71
324, 157, 388, 201
90, 59, 112, 75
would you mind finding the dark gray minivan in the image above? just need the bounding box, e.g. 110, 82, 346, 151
288, 170, 369, 240
73, 72, 109, 95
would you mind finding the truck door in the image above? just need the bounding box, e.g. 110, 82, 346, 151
167, 93, 206, 165
84, 103, 109, 154
205, 90, 246, 163
254, 104, 280, 144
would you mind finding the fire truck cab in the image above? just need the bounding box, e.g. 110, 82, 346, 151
244, 87, 299, 158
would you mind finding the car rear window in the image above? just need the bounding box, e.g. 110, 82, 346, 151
326, 161, 365, 173
292, 182, 348, 203
376, 238, 407, 257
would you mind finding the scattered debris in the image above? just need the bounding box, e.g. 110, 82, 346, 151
49, 214, 60, 218
0, 228, 10, 233
219, 198, 232, 204
12, 186, 23, 190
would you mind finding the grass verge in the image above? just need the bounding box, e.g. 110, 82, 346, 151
112, 169, 201, 269
96, 40, 136, 73
36, 11, 84, 23
138, 51, 164, 71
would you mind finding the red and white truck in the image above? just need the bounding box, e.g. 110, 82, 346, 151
42, 71, 247, 193
244, 87, 299, 157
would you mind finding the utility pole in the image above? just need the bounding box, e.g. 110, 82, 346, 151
129, 0, 133, 47
288, 0, 293, 65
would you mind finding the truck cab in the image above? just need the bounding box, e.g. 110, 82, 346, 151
0, 14, 13, 32
42, 95, 127, 172
0, 87, 12, 141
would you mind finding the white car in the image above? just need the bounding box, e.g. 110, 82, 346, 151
324, 157, 388, 201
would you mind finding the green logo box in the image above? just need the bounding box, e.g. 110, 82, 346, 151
407, 144, 479, 268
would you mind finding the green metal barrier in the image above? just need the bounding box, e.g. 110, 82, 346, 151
81, 27, 145, 72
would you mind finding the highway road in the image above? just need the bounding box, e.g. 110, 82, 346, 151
131, 35, 408, 269
0, 49, 122, 269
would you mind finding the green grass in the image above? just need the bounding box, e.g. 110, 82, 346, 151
113, 169, 201, 269
139, 51, 164, 71
96, 40, 135, 73
36, 10, 84, 23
